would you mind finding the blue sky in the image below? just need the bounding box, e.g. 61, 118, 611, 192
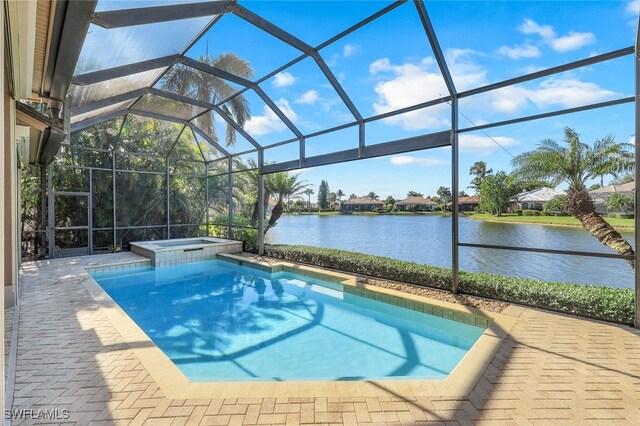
89, 0, 639, 199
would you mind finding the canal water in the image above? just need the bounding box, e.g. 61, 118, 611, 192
265, 214, 634, 288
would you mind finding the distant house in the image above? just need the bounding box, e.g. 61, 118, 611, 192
341, 197, 384, 212
445, 196, 480, 211
267, 198, 277, 214
512, 187, 565, 211
589, 182, 635, 215
457, 196, 480, 211
395, 196, 438, 211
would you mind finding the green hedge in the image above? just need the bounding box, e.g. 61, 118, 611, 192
265, 244, 634, 324
210, 214, 258, 252
522, 209, 542, 216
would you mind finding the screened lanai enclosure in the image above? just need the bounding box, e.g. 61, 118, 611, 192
19, 0, 640, 326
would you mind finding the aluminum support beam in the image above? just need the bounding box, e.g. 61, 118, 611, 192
47, 165, 54, 258
228, 157, 233, 239
313, 55, 362, 122
458, 97, 635, 134
233, 4, 309, 51
358, 123, 365, 158
232, 3, 362, 122
262, 131, 450, 174
205, 163, 210, 236
49, 1, 98, 102
91, 1, 232, 29
414, 0, 457, 97
258, 150, 265, 255
187, 123, 232, 158
459, 46, 634, 99
166, 161, 171, 239
112, 152, 117, 252
71, 55, 178, 86
166, 125, 187, 159
415, 0, 460, 293
40, 165, 47, 257
252, 86, 304, 140
148, 88, 262, 149
88, 170, 93, 254
71, 109, 127, 133
212, 1, 404, 108
317, 1, 407, 50
178, 56, 253, 87
451, 99, 460, 293
128, 108, 188, 125
459, 243, 634, 260
635, 17, 640, 328
70, 89, 146, 116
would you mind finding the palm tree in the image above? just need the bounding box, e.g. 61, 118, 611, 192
304, 188, 315, 214
366, 191, 379, 201
263, 173, 310, 234
336, 189, 345, 203
162, 53, 253, 146
607, 193, 634, 214
349, 193, 357, 200
469, 161, 492, 193
512, 127, 635, 267
328, 192, 338, 210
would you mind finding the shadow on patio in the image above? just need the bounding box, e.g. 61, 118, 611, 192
7, 255, 640, 424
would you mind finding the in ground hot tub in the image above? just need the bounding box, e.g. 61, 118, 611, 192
130, 237, 243, 266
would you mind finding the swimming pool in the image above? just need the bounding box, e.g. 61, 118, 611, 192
91, 259, 486, 382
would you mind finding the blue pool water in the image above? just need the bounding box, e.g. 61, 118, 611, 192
91, 260, 485, 381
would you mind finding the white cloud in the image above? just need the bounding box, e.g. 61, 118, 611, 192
497, 44, 541, 60
343, 44, 359, 57
489, 86, 530, 113
517, 64, 545, 74
245, 98, 298, 135
368, 48, 617, 131
629, 135, 635, 145
519, 18, 556, 40
517, 19, 595, 52
295, 90, 320, 105
390, 155, 449, 167
369, 58, 392, 74
445, 49, 487, 91
369, 57, 449, 130
526, 78, 617, 108
626, 0, 640, 14
549, 31, 596, 52
481, 78, 618, 114
272, 72, 297, 88
459, 135, 519, 155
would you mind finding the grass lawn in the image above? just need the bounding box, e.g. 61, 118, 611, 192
468, 213, 634, 230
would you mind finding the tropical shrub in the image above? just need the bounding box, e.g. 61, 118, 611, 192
478, 171, 520, 215
210, 214, 258, 252
265, 244, 634, 324
544, 195, 567, 215
607, 192, 634, 214
522, 209, 541, 216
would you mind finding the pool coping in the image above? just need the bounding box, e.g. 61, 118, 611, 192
81, 253, 521, 399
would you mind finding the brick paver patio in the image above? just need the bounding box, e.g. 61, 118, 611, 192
8, 253, 640, 425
